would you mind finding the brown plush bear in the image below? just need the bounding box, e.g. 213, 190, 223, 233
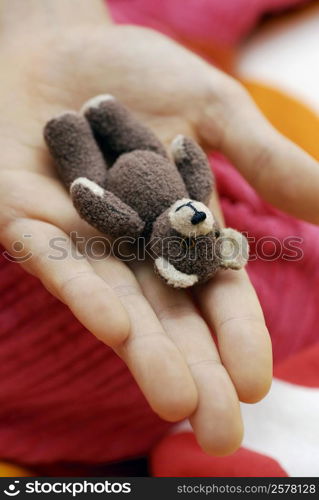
44, 95, 248, 288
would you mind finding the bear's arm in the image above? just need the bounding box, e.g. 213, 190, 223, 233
171, 135, 214, 204
70, 178, 145, 239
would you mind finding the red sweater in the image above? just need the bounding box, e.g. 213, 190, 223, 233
0, 0, 316, 468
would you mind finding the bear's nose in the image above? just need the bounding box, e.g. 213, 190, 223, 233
191, 211, 207, 225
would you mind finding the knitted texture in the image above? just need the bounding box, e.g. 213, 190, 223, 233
108, 0, 308, 46
0, 0, 316, 467
0, 257, 171, 464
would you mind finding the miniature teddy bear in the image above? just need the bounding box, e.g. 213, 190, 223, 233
44, 95, 248, 288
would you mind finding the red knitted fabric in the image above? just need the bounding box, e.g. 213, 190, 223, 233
0, 256, 171, 465
0, 0, 317, 469
150, 432, 288, 477
108, 0, 308, 46
2, 152, 319, 466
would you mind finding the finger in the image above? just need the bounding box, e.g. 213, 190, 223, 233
0, 169, 120, 253
5, 0, 112, 35
134, 262, 243, 455
1, 217, 129, 347
1, 174, 197, 421
209, 190, 225, 226
89, 258, 198, 422
0, 169, 99, 239
196, 268, 272, 404
200, 77, 319, 224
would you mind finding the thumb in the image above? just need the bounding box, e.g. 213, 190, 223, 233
199, 79, 319, 224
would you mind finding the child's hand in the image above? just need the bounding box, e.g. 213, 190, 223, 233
0, 2, 317, 455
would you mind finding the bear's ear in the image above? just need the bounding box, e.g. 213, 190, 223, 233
216, 228, 249, 270
154, 257, 198, 288
171, 135, 214, 204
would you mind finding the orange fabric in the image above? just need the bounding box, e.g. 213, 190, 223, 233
0, 462, 33, 477
243, 80, 319, 159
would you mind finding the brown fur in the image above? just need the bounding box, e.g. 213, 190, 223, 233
44, 113, 107, 188
84, 98, 168, 165
107, 150, 187, 234
44, 96, 248, 288
71, 180, 145, 238
173, 136, 213, 204
151, 210, 221, 283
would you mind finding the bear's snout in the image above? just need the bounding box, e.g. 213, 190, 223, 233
169, 198, 213, 236
191, 211, 206, 225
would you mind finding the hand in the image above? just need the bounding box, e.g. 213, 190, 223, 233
0, 1, 317, 455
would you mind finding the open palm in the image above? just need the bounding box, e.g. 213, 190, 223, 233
1, 19, 317, 455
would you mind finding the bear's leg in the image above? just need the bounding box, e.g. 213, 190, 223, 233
82, 95, 167, 165
70, 177, 145, 239
44, 112, 108, 189
171, 135, 214, 204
